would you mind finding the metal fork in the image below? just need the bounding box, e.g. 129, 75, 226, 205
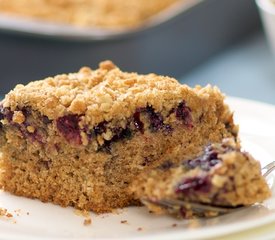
141, 161, 275, 216
262, 161, 275, 178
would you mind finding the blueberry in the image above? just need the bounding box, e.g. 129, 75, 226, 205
2, 108, 14, 122
113, 127, 132, 140
96, 126, 132, 153
133, 111, 144, 133
175, 101, 193, 128
145, 106, 164, 132
184, 144, 221, 171
175, 176, 211, 195
163, 124, 173, 135
21, 107, 31, 118
42, 115, 52, 124
56, 115, 81, 145
94, 121, 107, 135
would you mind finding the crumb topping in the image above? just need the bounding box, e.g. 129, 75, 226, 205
3, 61, 223, 128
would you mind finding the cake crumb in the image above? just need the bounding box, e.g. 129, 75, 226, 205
6, 213, 13, 218
74, 209, 90, 217
137, 227, 143, 231
120, 220, 128, 224
111, 208, 125, 215
172, 223, 177, 227
99, 60, 116, 71
26, 212, 30, 215
13, 209, 22, 217
74, 209, 92, 226
83, 217, 92, 226
12, 111, 25, 124
0, 208, 14, 219
26, 126, 36, 133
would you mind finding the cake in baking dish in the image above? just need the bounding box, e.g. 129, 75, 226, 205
0, 0, 179, 28
132, 138, 271, 218
0, 60, 237, 213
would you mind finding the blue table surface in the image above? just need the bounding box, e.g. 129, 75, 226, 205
1, 32, 274, 106
180, 32, 275, 105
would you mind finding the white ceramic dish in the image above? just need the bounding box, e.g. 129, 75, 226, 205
256, 0, 275, 55
0, 96, 275, 240
0, 0, 201, 40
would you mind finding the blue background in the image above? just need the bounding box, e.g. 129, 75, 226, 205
181, 32, 275, 105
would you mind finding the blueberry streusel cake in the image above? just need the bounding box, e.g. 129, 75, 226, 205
132, 138, 271, 218
0, 60, 237, 213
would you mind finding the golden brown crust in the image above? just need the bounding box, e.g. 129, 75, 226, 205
0, 0, 179, 28
3, 60, 226, 128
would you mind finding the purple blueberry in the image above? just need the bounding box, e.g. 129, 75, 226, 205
56, 114, 81, 145
145, 106, 164, 132
163, 124, 173, 135
112, 127, 132, 141
184, 145, 221, 171
42, 115, 52, 124
133, 106, 173, 134
21, 107, 31, 118
175, 101, 193, 128
97, 141, 112, 153
133, 111, 144, 133
29, 130, 43, 144
175, 176, 211, 195
2, 107, 14, 122
94, 121, 107, 135
96, 126, 132, 153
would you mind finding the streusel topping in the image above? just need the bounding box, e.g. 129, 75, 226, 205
3, 61, 223, 126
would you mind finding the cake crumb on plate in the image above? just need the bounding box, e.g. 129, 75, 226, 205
83, 217, 92, 226
0, 208, 14, 219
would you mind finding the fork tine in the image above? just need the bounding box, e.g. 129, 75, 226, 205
159, 199, 244, 213
262, 161, 275, 178
142, 198, 243, 214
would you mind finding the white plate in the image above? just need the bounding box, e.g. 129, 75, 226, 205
0, 96, 275, 240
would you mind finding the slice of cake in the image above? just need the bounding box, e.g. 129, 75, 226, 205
132, 138, 271, 218
0, 60, 237, 213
